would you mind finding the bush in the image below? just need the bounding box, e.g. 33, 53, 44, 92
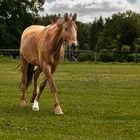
99, 51, 115, 62
83, 43, 90, 50
77, 53, 95, 62
122, 45, 130, 52
77, 52, 140, 62
127, 53, 140, 62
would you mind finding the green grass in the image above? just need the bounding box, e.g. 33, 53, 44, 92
0, 58, 140, 140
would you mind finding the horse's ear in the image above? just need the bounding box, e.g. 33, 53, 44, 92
51, 17, 57, 24
72, 13, 77, 21
64, 13, 69, 21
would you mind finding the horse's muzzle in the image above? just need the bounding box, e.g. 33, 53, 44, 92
71, 43, 78, 50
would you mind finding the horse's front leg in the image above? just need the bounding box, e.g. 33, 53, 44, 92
32, 78, 47, 111
44, 64, 63, 114
32, 65, 57, 111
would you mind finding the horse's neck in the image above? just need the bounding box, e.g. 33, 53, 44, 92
50, 27, 63, 52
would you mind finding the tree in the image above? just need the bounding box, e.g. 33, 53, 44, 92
100, 11, 140, 51
90, 16, 104, 51
76, 21, 91, 50
0, 0, 44, 49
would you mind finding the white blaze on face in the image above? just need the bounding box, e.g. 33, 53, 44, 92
72, 25, 78, 46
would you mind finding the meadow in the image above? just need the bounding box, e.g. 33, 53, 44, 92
0, 57, 140, 140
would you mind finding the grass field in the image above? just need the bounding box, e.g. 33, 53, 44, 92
0, 57, 140, 140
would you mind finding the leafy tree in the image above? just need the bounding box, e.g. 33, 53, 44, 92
90, 16, 104, 51
76, 21, 91, 50
0, 0, 44, 49
98, 11, 140, 52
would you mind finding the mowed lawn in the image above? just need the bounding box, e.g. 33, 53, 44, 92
0, 57, 140, 140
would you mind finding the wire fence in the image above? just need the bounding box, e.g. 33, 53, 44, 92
0, 49, 140, 62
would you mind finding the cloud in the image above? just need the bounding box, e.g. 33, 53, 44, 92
42, 0, 139, 22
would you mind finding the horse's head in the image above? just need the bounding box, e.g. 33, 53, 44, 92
57, 13, 78, 50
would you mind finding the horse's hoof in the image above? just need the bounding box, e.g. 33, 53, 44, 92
55, 107, 64, 115
55, 111, 64, 115
32, 100, 39, 111
20, 100, 27, 107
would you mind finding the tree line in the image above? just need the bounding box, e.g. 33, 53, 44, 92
0, 0, 140, 62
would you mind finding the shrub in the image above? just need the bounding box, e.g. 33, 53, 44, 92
83, 43, 90, 50
77, 53, 95, 62
127, 53, 140, 62
122, 45, 130, 52
99, 51, 115, 62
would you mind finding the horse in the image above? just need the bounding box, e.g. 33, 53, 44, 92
19, 13, 78, 114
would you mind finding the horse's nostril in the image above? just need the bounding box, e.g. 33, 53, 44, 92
71, 43, 76, 50
72, 43, 75, 47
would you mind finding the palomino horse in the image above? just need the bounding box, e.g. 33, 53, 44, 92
19, 13, 78, 114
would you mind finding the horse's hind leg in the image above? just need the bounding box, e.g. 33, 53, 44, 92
30, 67, 42, 103
20, 56, 28, 107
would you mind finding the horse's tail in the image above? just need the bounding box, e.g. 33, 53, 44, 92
26, 64, 34, 89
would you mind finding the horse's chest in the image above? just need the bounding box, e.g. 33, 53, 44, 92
49, 53, 61, 65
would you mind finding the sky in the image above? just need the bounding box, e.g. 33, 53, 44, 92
41, 0, 140, 22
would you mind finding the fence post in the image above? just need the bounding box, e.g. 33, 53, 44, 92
94, 45, 97, 62
135, 45, 137, 63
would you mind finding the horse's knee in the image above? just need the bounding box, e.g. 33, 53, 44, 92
50, 86, 57, 93
47, 78, 57, 93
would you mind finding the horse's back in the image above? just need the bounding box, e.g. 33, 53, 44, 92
23, 25, 45, 34
21, 25, 45, 41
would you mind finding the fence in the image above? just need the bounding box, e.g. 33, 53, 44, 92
0, 49, 140, 62
0, 49, 19, 58
0, 49, 93, 61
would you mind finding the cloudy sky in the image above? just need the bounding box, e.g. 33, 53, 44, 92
42, 0, 140, 22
